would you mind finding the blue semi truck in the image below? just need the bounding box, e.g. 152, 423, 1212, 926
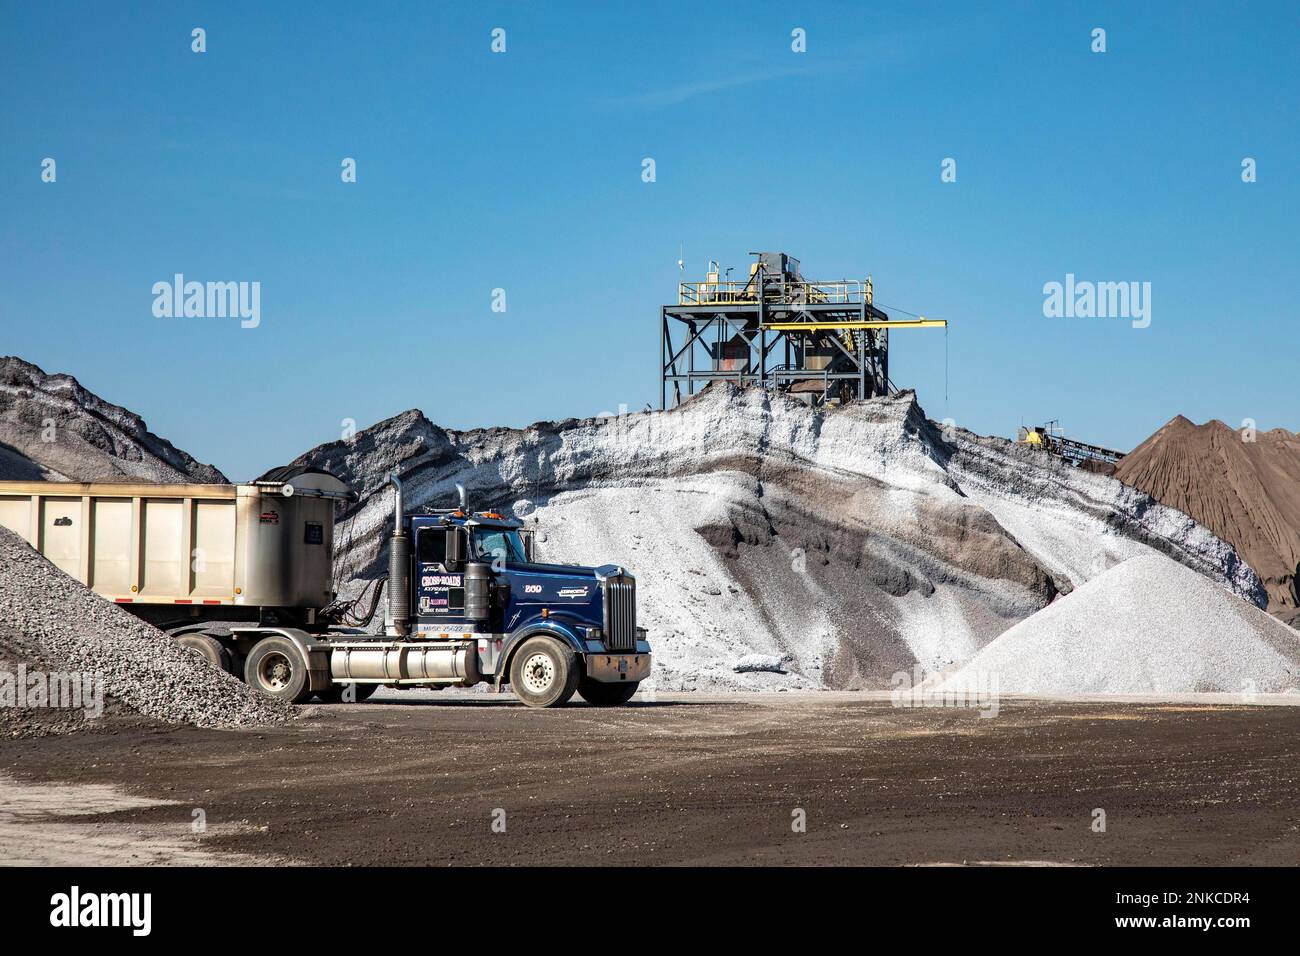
1, 469, 651, 707
370, 474, 651, 707
256, 474, 651, 708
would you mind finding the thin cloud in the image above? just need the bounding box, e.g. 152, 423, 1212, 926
597, 64, 830, 109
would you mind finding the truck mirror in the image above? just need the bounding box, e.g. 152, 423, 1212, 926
522, 531, 534, 562
445, 527, 464, 570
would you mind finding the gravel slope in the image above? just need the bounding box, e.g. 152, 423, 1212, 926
1115, 414, 1300, 620
932, 553, 1300, 696
0, 355, 226, 482
294, 385, 1263, 691
945, 425, 1262, 600
0, 527, 289, 735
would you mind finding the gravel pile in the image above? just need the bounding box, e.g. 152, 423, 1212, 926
295, 383, 1264, 691
1116, 413, 1300, 621
0, 355, 226, 482
0, 527, 289, 732
932, 553, 1300, 696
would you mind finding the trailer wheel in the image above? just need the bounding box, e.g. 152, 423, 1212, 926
577, 679, 639, 707
177, 634, 233, 674
244, 637, 312, 704
508, 636, 578, 708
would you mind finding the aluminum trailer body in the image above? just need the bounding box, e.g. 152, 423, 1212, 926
0, 468, 350, 627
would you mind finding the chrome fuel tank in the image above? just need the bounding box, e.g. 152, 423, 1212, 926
327, 640, 479, 685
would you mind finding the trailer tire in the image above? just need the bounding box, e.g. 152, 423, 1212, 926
508, 636, 578, 708
177, 634, 233, 674
244, 637, 312, 704
577, 679, 639, 707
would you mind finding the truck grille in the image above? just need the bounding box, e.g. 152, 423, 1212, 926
602, 575, 636, 651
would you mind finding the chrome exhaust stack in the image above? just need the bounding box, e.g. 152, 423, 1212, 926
384, 471, 411, 637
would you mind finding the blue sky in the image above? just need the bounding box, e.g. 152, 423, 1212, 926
3, 1, 1297, 480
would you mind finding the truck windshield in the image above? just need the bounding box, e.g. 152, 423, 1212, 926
473, 529, 527, 565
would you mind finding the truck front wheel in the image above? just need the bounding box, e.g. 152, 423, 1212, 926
508, 636, 578, 708
577, 679, 639, 706
244, 637, 312, 704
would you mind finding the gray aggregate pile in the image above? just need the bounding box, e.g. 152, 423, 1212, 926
0, 527, 289, 731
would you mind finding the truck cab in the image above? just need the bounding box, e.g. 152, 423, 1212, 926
400, 507, 650, 705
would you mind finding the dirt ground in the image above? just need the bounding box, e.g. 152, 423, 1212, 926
3, 692, 1299, 866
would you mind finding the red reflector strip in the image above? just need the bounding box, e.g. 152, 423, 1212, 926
202, 600, 222, 605
174, 599, 192, 604
115, 598, 133, 603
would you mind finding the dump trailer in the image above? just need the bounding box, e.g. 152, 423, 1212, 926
0, 469, 650, 708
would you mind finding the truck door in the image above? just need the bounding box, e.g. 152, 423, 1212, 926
415, 527, 467, 627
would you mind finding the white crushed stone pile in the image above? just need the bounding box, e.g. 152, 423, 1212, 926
0, 527, 289, 728
932, 553, 1300, 696
296, 384, 1265, 692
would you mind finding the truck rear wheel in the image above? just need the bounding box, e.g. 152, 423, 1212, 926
244, 637, 312, 704
577, 679, 639, 706
508, 636, 578, 708
177, 634, 233, 674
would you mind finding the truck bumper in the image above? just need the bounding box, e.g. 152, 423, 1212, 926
584, 652, 652, 684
